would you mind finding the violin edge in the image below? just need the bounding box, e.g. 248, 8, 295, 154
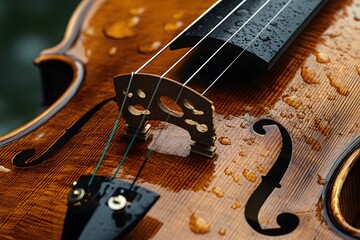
0, 0, 95, 146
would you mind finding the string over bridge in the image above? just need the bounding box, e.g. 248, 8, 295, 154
114, 73, 216, 158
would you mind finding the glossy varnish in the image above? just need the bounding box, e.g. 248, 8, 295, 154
0, 0, 359, 239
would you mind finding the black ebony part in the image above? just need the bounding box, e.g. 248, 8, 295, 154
171, 0, 328, 71
62, 175, 160, 240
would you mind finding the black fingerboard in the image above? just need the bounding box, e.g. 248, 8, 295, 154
171, 0, 328, 71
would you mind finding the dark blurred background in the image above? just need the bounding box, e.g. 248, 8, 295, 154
0, 0, 80, 136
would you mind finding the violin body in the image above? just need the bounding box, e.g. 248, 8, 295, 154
0, 0, 359, 239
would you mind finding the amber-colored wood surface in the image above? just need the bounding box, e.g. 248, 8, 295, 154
0, 0, 359, 239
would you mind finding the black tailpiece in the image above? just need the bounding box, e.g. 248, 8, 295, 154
62, 175, 159, 240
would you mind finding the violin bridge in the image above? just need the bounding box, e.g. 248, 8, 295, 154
114, 73, 216, 158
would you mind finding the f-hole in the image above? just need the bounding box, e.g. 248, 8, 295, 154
244, 119, 299, 235
12, 97, 116, 167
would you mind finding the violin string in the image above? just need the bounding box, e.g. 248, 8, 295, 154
183, 0, 270, 86
135, 0, 223, 74
87, 72, 135, 187
130, 0, 294, 187
113, 0, 275, 181
151, 0, 248, 79
202, 0, 294, 95
111, 74, 164, 179
88, 0, 244, 183
110, 0, 259, 180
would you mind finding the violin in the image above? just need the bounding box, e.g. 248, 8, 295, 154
0, 0, 359, 239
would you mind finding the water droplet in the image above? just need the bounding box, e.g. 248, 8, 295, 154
259, 35, 270, 42
164, 21, 183, 32
327, 74, 350, 96
108, 47, 117, 56
104, 21, 136, 39
240, 121, 249, 129
138, 41, 162, 54
317, 174, 326, 185
218, 228, 226, 236
173, 11, 185, 19
225, 27, 235, 34
315, 52, 330, 63
263, 106, 271, 115
128, 16, 141, 27
256, 164, 266, 174
35, 132, 45, 140
280, 112, 294, 119
239, 151, 247, 157
218, 137, 231, 145
243, 106, 253, 112
0, 166, 11, 173
224, 167, 232, 176
84, 27, 95, 36
232, 175, 240, 183
297, 113, 305, 119
328, 32, 341, 38
243, 137, 255, 146
315, 197, 324, 221
244, 36, 251, 42
314, 118, 332, 136
283, 95, 302, 109
327, 94, 336, 100
235, 9, 249, 16
301, 66, 319, 84
235, 21, 244, 27
212, 187, 224, 198
129, 7, 145, 16
86, 49, 92, 57
231, 200, 241, 209
290, 86, 298, 92
304, 136, 321, 151
243, 169, 257, 182
189, 214, 211, 234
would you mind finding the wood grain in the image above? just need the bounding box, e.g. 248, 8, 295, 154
0, 0, 359, 239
